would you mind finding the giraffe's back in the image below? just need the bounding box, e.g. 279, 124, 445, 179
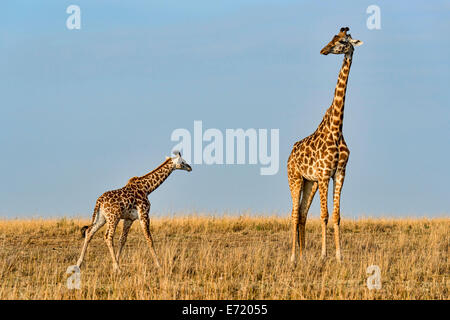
96, 187, 142, 220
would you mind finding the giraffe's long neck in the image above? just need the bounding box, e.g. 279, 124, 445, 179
134, 158, 175, 195
328, 52, 353, 140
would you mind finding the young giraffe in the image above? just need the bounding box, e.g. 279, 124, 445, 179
287, 27, 363, 263
76, 151, 192, 272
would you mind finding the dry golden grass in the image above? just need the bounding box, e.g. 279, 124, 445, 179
0, 216, 448, 300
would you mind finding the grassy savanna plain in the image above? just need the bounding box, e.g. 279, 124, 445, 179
0, 216, 448, 300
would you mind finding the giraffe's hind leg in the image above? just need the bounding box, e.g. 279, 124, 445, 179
77, 212, 106, 268
116, 219, 134, 263
104, 214, 121, 272
288, 173, 304, 264
298, 180, 318, 258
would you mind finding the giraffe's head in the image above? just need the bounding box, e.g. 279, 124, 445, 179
320, 27, 363, 56
170, 150, 192, 172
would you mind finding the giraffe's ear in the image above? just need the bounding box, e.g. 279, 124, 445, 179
166, 156, 171, 160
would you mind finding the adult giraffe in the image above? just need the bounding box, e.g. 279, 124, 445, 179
287, 27, 363, 263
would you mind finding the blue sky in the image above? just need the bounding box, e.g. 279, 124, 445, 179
1, 1, 449, 218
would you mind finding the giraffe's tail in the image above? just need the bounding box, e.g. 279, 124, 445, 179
80, 200, 100, 238
80, 225, 89, 238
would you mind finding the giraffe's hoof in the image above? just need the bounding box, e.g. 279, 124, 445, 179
290, 255, 296, 264
299, 254, 306, 263
289, 258, 297, 271
153, 258, 162, 269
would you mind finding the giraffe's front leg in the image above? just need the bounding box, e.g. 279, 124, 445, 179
318, 178, 330, 259
138, 203, 161, 269
332, 170, 346, 262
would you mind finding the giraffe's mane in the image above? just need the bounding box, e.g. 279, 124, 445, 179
125, 158, 172, 185
140, 157, 172, 179
127, 176, 139, 184
315, 106, 332, 133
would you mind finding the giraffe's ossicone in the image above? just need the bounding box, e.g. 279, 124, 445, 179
287, 27, 363, 263
76, 150, 192, 272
